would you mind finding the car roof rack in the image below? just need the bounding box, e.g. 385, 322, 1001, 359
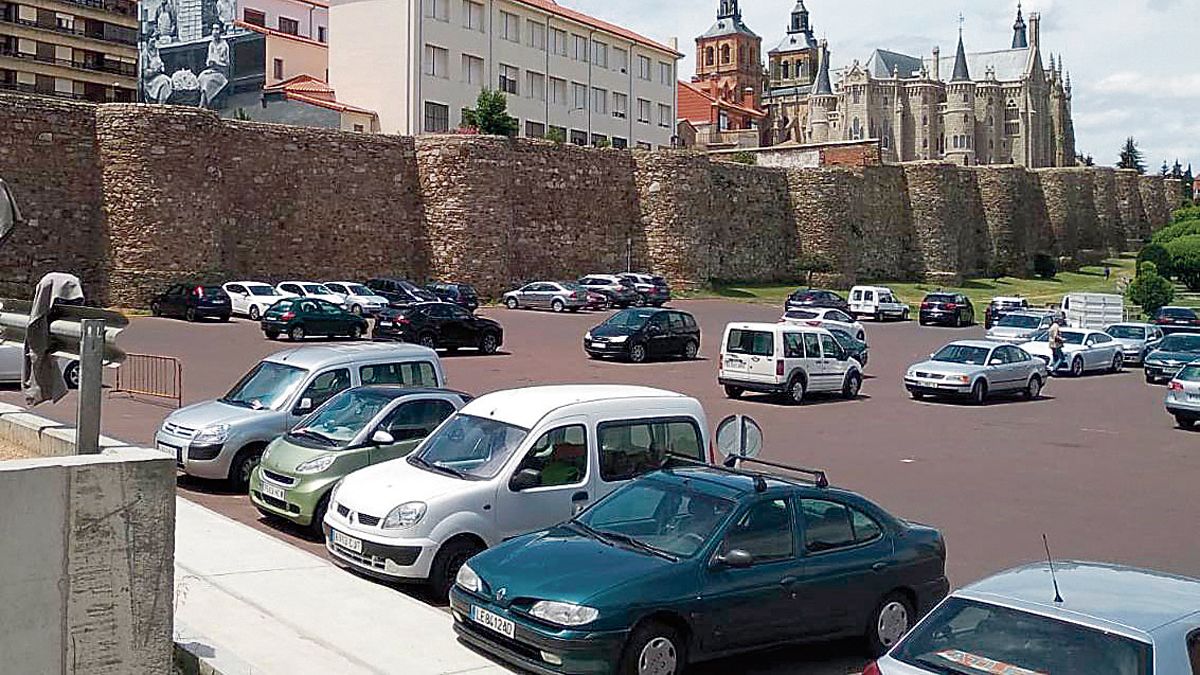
664, 455, 829, 492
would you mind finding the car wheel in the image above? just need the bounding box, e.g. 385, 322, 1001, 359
419, 334, 437, 350
551, 299, 565, 313
1110, 353, 1123, 374
857, 330, 865, 342
682, 340, 698, 360
248, 305, 261, 321
910, 391, 925, 400
219, 314, 230, 323
350, 304, 363, 316
265, 331, 280, 341
723, 385, 743, 399
1145, 373, 1156, 384
1176, 414, 1196, 430
479, 332, 499, 355
902, 309, 910, 321
619, 621, 685, 675
1070, 357, 1084, 378
308, 493, 331, 537
505, 297, 519, 310
842, 371, 862, 400
349, 324, 363, 340
429, 538, 484, 602
63, 361, 80, 390
918, 318, 927, 326
970, 380, 988, 405
628, 343, 648, 364
185, 307, 197, 322
228, 447, 263, 492
634, 295, 647, 308
1025, 376, 1042, 400
867, 593, 914, 656
785, 376, 805, 405
288, 325, 305, 341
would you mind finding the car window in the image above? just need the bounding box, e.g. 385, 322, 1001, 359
721, 499, 793, 563
512, 425, 588, 489
726, 329, 774, 357
446, 305, 472, 320
819, 334, 842, 359
597, 418, 703, 482
800, 499, 856, 552
785, 309, 819, 320
424, 303, 449, 319
1007, 347, 1028, 363
380, 399, 457, 442
648, 313, 670, 331
827, 310, 851, 323
783, 333, 805, 358
668, 313, 685, 331
850, 507, 882, 543
803, 332, 822, 358
360, 361, 439, 387
226, 284, 245, 295
298, 300, 318, 313
682, 314, 697, 330
320, 301, 344, 314
852, 290, 863, 301
1095, 333, 1112, 344
299, 368, 351, 410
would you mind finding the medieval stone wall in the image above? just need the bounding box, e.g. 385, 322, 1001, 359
973, 166, 1041, 277
1139, 175, 1170, 235
856, 165, 917, 281
707, 162, 796, 283
903, 163, 989, 284
1091, 168, 1122, 251
1116, 169, 1148, 242
785, 168, 860, 287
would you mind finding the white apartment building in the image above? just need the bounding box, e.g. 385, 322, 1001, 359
328, 0, 681, 148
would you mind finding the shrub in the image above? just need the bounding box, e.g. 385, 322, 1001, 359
1150, 218, 1200, 246
729, 151, 757, 165
1165, 235, 1200, 291
1032, 253, 1058, 279
1172, 206, 1200, 223
545, 127, 566, 144
1138, 243, 1173, 278
461, 89, 518, 137
1127, 261, 1175, 315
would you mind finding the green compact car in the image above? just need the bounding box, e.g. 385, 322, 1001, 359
250, 386, 469, 532
261, 297, 370, 341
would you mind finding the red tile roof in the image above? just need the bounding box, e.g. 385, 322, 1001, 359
514, 0, 681, 57
234, 20, 327, 48
677, 80, 766, 123
263, 74, 376, 115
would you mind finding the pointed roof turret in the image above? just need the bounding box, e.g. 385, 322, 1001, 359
702, 0, 758, 39
812, 40, 833, 95
1011, 2, 1028, 49
951, 29, 971, 82
789, 0, 810, 34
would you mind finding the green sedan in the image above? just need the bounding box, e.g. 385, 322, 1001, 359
261, 297, 370, 341
250, 386, 469, 533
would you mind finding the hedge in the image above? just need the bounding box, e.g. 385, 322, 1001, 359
1171, 206, 1200, 224
1165, 234, 1200, 291
1150, 218, 1200, 246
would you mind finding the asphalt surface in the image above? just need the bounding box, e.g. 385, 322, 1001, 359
4, 298, 1197, 675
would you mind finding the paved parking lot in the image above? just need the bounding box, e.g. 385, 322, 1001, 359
4, 298, 1198, 674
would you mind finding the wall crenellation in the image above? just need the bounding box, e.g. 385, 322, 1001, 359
0, 92, 1181, 305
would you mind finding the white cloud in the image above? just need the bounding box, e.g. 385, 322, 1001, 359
1093, 71, 1200, 99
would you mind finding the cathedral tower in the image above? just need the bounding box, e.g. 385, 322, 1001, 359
943, 30, 977, 165
693, 0, 764, 110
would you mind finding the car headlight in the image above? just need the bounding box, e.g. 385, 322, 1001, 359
529, 601, 599, 627
608, 335, 629, 343
954, 375, 970, 384
456, 563, 482, 593
295, 455, 336, 474
584, 331, 592, 340
193, 424, 230, 445
382, 501, 427, 529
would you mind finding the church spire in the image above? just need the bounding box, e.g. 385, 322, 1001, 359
717, 0, 740, 21
812, 40, 833, 95
951, 26, 971, 82
1011, 2, 1028, 49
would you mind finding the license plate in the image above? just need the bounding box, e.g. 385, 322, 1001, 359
591, 341, 606, 349
159, 442, 183, 466
331, 529, 363, 554
724, 358, 745, 371
471, 606, 516, 639
261, 482, 288, 501
1188, 394, 1200, 401
379, 321, 392, 327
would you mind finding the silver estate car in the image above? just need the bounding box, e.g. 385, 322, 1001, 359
1165, 362, 1200, 429
905, 340, 1048, 404
1106, 322, 1165, 365
870, 561, 1200, 675
983, 310, 1058, 344
502, 282, 589, 313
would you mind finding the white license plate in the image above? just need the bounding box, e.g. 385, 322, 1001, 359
724, 358, 745, 371
1188, 393, 1200, 401
261, 482, 288, 501
378, 321, 392, 326
471, 606, 516, 639
331, 529, 363, 554
159, 442, 183, 465
591, 341, 606, 349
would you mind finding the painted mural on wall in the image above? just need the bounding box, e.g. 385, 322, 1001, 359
138, 0, 248, 108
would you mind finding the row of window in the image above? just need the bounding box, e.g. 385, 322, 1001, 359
423, 0, 673, 84
423, 101, 656, 150
702, 43, 757, 69
242, 7, 327, 43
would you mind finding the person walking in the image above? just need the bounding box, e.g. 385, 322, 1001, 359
1048, 319, 1066, 375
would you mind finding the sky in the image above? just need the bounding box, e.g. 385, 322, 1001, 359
561, 0, 1196, 172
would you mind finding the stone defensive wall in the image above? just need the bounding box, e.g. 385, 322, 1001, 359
0, 92, 1181, 305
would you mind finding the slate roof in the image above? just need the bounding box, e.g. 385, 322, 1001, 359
863, 46, 1032, 83
700, 15, 759, 39
771, 29, 817, 54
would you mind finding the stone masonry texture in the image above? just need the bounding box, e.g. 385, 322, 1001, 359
0, 92, 1181, 303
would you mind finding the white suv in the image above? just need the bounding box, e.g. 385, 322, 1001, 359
322, 281, 388, 316
719, 322, 864, 404
222, 281, 283, 320
323, 385, 711, 598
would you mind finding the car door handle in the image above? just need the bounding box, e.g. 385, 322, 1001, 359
571, 491, 589, 502
872, 562, 890, 572
779, 576, 799, 586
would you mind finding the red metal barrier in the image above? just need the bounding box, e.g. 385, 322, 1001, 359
112, 353, 182, 408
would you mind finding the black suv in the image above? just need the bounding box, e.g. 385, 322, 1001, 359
785, 288, 850, 313
618, 273, 672, 307
150, 284, 231, 322
919, 292, 975, 327
983, 297, 1030, 329
374, 302, 503, 354
584, 307, 700, 363
426, 282, 480, 311
366, 278, 439, 307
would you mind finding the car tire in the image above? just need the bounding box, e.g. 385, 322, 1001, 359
479, 332, 499, 355
1110, 353, 1123, 374
785, 376, 806, 406
349, 325, 363, 340
288, 325, 305, 341
228, 447, 263, 492
419, 334, 437, 350
618, 621, 686, 675
551, 299, 565, 313
628, 343, 648, 364
970, 380, 988, 405
1024, 376, 1042, 400
1145, 373, 1156, 384
1176, 414, 1196, 430
918, 318, 927, 326
350, 304, 363, 316
1070, 357, 1084, 378
63, 361, 80, 390
682, 340, 698, 360
308, 492, 331, 537
248, 306, 261, 321
505, 297, 519, 310
842, 372, 862, 400
429, 538, 484, 602
902, 309, 910, 321
185, 307, 197, 322
265, 331, 280, 340
866, 592, 914, 656
857, 330, 865, 342
723, 385, 743, 399
634, 295, 647, 308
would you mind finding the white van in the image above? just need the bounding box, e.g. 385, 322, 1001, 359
719, 322, 864, 404
849, 285, 910, 321
323, 384, 710, 597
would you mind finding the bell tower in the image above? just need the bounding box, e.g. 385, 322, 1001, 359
693, 0, 764, 110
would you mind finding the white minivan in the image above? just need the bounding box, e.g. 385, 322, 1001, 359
849, 285, 911, 321
323, 385, 711, 598
718, 322, 864, 404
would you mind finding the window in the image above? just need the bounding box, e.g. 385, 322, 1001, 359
462, 0, 483, 31
353, 124, 364, 132
550, 28, 567, 56
658, 103, 671, 128
499, 10, 519, 42
592, 40, 607, 68
636, 142, 652, 150
360, 361, 438, 387
659, 61, 672, 85
243, 8, 265, 26
783, 333, 805, 358
612, 92, 627, 119
571, 82, 587, 110
726, 329, 773, 357
802, 332, 821, 359
512, 425, 588, 489
549, 77, 567, 105
592, 87, 607, 114
637, 55, 651, 80
801, 499, 881, 552
570, 129, 588, 146
498, 64, 519, 94
277, 16, 299, 34
424, 101, 450, 132
424, 45, 448, 78
722, 499, 793, 562
720, 44, 730, 64
613, 47, 628, 72
317, 26, 327, 43
597, 418, 703, 482
380, 399, 457, 442
526, 71, 545, 100
300, 369, 351, 411
573, 34, 588, 61
637, 98, 651, 123
612, 137, 628, 149
591, 134, 608, 147
549, 125, 566, 140
525, 19, 544, 49
705, 47, 714, 66
462, 54, 483, 85
272, 58, 284, 80
821, 334, 844, 360
525, 121, 546, 138
422, 0, 448, 21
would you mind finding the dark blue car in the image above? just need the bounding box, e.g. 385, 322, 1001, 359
451, 463, 948, 675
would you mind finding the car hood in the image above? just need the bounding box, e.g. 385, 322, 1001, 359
347, 294, 387, 305
1146, 349, 1200, 364
1110, 337, 1146, 350
1018, 341, 1082, 356
306, 294, 345, 305
163, 399, 271, 430
589, 324, 635, 339
987, 326, 1039, 339
261, 435, 347, 475
908, 360, 983, 375
335, 456, 469, 514
469, 526, 677, 606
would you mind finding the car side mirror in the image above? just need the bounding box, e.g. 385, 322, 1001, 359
510, 468, 541, 492
714, 549, 754, 569
989, 358, 1003, 366
294, 397, 314, 415
370, 430, 395, 446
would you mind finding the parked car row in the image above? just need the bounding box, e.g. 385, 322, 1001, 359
507, 273, 673, 313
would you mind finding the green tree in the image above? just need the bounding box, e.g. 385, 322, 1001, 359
1137, 242, 1173, 277
1164, 235, 1200, 291
1075, 152, 1095, 167
1127, 261, 1175, 316
1117, 137, 1146, 174
1032, 253, 1058, 279
1160, 161, 1170, 177
461, 89, 518, 137
545, 127, 566, 144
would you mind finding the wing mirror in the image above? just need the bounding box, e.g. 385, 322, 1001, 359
714, 549, 754, 569
293, 397, 314, 415
509, 468, 541, 492
370, 430, 395, 446
989, 358, 1003, 366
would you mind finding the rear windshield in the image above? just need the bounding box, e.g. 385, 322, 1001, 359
199, 286, 225, 297
1161, 308, 1197, 319
925, 294, 957, 303
892, 597, 1153, 675
1106, 326, 1146, 340
726, 329, 774, 357
783, 310, 819, 320
996, 314, 1042, 329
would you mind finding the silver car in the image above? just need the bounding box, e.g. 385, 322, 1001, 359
983, 310, 1058, 344
1106, 322, 1164, 365
502, 282, 589, 313
872, 561, 1200, 675
1165, 362, 1200, 429
1018, 328, 1125, 377
904, 340, 1048, 404
0, 340, 77, 388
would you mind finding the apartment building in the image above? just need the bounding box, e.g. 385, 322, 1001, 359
329, 0, 680, 148
239, 0, 327, 45
0, 0, 138, 102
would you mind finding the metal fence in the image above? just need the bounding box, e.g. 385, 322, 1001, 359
112, 353, 182, 408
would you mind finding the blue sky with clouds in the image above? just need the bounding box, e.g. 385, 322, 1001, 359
561, 0, 1196, 171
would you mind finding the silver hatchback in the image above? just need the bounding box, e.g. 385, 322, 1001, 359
904, 340, 1048, 404
1165, 362, 1200, 429
502, 282, 589, 313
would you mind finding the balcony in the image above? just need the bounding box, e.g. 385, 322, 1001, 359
0, 14, 137, 46
55, 0, 136, 18
0, 45, 135, 77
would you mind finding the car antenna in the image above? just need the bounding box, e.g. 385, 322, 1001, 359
1042, 534, 1064, 604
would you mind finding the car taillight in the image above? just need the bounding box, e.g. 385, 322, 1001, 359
805, 320, 822, 327
194, 286, 204, 296
944, 303, 957, 311
279, 312, 295, 321
861, 661, 882, 675
921, 302, 931, 310
776, 360, 784, 376
1169, 381, 1184, 391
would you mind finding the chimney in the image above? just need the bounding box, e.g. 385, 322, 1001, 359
742, 86, 755, 108
669, 37, 678, 52
1029, 12, 1040, 52
932, 46, 940, 80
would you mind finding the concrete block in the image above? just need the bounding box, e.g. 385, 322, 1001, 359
0, 401, 25, 416
40, 426, 127, 457
0, 412, 66, 455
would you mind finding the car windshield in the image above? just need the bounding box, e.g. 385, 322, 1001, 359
411, 414, 528, 480
221, 361, 309, 411
1106, 326, 1147, 340
726, 329, 774, 357
346, 284, 373, 296
891, 597, 1152, 675
1158, 334, 1200, 352
996, 314, 1042, 329
574, 478, 736, 559
605, 309, 657, 329
303, 284, 332, 294
1027, 330, 1085, 345
829, 329, 856, 347
290, 388, 394, 449
931, 345, 991, 365
561, 282, 586, 292
246, 284, 278, 296
1160, 308, 1197, 319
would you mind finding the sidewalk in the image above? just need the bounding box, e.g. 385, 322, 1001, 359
174, 497, 510, 675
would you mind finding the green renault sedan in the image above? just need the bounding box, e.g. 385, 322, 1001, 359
249, 386, 469, 533
261, 297, 370, 341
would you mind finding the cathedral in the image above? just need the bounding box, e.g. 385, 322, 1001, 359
692, 1, 1077, 167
